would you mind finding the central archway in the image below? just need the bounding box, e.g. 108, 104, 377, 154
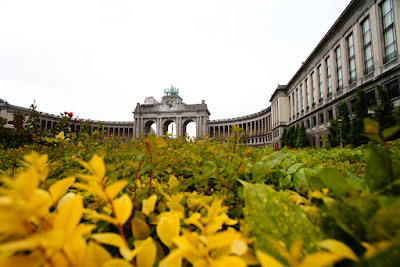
163, 120, 177, 138
133, 93, 210, 139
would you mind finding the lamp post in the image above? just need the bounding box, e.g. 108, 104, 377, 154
338, 119, 343, 148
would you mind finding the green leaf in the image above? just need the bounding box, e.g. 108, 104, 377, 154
382, 125, 400, 140
345, 171, 366, 191
310, 168, 348, 197
364, 145, 391, 192
367, 199, 400, 242
293, 168, 315, 193
287, 163, 303, 175
363, 134, 384, 145
321, 197, 377, 242
241, 181, 322, 265
352, 238, 400, 267
262, 151, 288, 169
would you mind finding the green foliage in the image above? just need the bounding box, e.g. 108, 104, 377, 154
374, 85, 397, 140
339, 101, 351, 145
1, 117, 400, 265
350, 89, 369, 147
241, 181, 322, 265
295, 122, 308, 148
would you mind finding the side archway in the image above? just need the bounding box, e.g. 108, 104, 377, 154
143, 120, 157, 137
183, 119, 196, 139
163, 119, 177, 138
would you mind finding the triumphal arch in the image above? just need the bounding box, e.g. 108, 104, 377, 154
133, 86, 210, 138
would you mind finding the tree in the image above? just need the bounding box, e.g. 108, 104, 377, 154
350, 89, 369, 147
374, 85, 395, 131
338, 101, 351, 145
287, 127, 295, 148
327, 118, 339, 147
295, 122, 308, 147
281, 128, 287, 148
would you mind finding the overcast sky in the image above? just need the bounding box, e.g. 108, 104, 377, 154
0, 0, 351, 122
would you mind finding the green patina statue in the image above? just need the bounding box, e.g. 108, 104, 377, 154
164, 85, 179, 95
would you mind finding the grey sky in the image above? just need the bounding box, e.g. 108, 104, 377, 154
0, 0, 351, 122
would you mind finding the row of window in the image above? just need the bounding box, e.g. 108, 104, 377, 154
288, 0, 397, 120
295, 79, 400, 131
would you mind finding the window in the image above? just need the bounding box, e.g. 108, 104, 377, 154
306, 119, 310, 128
319, 113, 324, 124
382, 0, 397, 63
300, 83, 304, 112
347, 33, 356, 84
386, 80, 400, 99
350, 98, 357, 113
326, 57, 332, 97
365, 89, 376, 107
336, 46, 343, 91
312, 116, 317, 127
292, 92, 295, 119
327, 109, 333, 121
289, 95, 291, 119
305, 78, 309, 109
312, 72, 316, 106
296, 88, 299, 115
361, 17, 374, 75
318, 65, 323, 102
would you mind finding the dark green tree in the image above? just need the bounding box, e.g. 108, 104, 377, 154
327, 118, 340, 147
287, 127, 295, 148
374, 85, 395, 131
295, 122, 308, 147
338, 101, 351, 145
350, 89, 369, 147
281, 128, 287, 148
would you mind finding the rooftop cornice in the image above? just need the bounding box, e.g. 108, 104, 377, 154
284, 0, 360, 90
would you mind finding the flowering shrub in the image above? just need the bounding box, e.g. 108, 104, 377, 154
0, 120, 399, 266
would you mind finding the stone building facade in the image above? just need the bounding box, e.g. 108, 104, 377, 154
210, 0, 400, 147
1, 0, 400, 147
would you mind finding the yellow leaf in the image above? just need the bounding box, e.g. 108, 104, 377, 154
113, 194, 133, 225
132, 218, 150, 240
54, 194, 83, 234
73, 182, 105, 199
0, 237, 38, 252
361, 241, 377, 258
157, 212, 180, 247
168, 175, 179, 188
289, 239, 303, 262
213, 256, 247, 267
92, 233, 126, 249
206, 229, 241, 250
0, 252, 43, 267
79, 154, 106, 182
184, 212, 204, 230
299, 252, 343, 267
83, 209, 117, 225
63, 236, 87, 266
103, 259, 133, 267
49, 177, 75, 203
319, 239, 358, 261
167, 202, 185, 218
142, 194, 157, 216
136, 237, 157, 267
105, 181, 128, 200
23, 151, 49, 182
83, 241, 112, 267
231, 239, 247, 256
256, 250, 284, 267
